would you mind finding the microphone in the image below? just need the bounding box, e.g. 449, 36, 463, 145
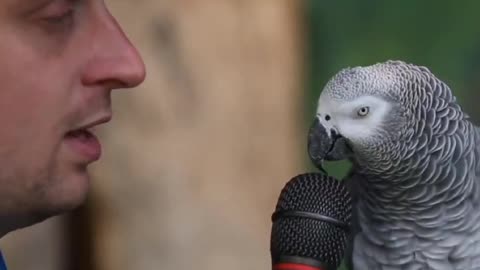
270, 173, 352, 270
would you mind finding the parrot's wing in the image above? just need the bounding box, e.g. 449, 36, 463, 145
343, 168, 363, 270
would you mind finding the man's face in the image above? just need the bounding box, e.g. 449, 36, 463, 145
0, 0, 145, 226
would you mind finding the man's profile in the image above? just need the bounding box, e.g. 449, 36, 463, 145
0, 0, 146, 267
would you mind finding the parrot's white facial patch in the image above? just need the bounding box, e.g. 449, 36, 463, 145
317, 94, 392, 142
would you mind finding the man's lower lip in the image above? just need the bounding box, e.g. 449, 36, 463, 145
64, 130, 102, 161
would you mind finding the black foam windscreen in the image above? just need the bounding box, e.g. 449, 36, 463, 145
270, 173, 352, 269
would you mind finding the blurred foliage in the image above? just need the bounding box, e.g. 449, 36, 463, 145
305, 0, 480, 180
304, 1, 480, 269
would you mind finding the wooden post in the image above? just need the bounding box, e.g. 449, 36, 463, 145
90, 1, 306, 270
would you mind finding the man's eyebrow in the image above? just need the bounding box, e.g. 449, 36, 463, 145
9, 0, 55, 15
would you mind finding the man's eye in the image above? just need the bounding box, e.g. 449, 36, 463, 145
44, 9, 74, 25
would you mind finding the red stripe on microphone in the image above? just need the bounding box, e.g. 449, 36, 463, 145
273, 263, 324, 270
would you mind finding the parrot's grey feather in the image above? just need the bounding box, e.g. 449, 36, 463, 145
343, 168, 363, 270
317, 60, 480, 269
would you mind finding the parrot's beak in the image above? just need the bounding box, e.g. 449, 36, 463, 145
307, 117, 351, 171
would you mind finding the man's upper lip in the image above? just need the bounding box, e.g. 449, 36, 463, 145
72, 115, 112, 131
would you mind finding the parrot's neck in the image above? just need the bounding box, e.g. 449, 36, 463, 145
354, 122, 480, 266
357, 119, 480, 221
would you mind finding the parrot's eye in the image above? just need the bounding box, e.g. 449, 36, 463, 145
357, 106, 370, 117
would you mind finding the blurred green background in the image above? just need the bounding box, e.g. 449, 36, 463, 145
306, 0, 480, 182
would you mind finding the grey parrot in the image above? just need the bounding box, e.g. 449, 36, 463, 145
307, 60, 480, 270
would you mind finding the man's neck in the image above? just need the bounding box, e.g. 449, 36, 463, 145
0, 214, 47, 239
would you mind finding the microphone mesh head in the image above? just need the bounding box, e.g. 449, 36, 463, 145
270, 173, 352, 268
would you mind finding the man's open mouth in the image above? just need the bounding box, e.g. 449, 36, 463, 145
64, 128, 102, 161
63, 114, 112, 161
65, 129, 95, 140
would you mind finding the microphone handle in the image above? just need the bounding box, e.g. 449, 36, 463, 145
272, 263, 326, 270
272, 256, 332, 270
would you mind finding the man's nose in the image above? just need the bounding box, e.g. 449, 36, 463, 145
82, 8, 146, 89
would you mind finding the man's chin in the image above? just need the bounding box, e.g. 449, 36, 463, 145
43, 170, 91, 214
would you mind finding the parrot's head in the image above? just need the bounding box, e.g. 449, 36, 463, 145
308, 60, 459, 174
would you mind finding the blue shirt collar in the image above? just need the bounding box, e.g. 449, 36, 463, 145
0, 251, 7, 270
